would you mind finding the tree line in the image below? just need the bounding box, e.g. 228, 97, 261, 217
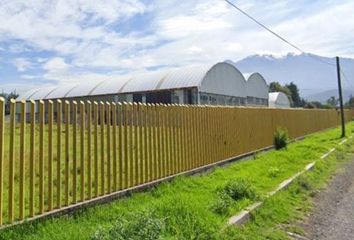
269, 81, 354, 109
0, 91, 19, 115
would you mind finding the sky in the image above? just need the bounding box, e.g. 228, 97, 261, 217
0, 0, 353, 93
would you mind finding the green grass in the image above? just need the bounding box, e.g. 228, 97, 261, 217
0, 123, 353, 240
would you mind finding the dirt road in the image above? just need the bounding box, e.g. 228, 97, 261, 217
303, 154, 354, 240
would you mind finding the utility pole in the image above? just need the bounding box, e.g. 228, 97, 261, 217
336, 56, 345, 137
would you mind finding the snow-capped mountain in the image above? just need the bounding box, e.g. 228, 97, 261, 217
226, 53, 354, 102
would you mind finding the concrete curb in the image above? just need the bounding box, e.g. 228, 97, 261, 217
228, 136, 351, 226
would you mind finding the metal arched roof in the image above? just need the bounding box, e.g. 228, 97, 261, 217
122, 71, 169, 93
30, 86, 58, 100
65, 81, 104, 98
159, 65, 211, 90
246, 72, 269, 99
200, 62, 247, 97
17, 88, 41, 101
17, 62, 250, 100
269, 92, 290, 108
90, 77, 130, 96
46, 84, 78, 99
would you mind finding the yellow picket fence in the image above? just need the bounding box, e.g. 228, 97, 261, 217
0, 98, 353, 226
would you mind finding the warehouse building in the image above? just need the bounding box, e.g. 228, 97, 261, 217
268, 92, 291, 108
17, 62, 250, 106
245, 73, 269, 107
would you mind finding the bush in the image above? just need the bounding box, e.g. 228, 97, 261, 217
218, 179, 257, 201
274, 127, 288, 150
210, 192, 233, 215
267, 167, 281, 178
91, 210, 164, 240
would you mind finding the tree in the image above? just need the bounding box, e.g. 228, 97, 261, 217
285, 82, 302, 107
345, 95, 354, 108
326, 96, 338, 108
0, 90, 19, 115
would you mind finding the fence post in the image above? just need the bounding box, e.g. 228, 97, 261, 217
138, 103, 144, 185
87, 101, 92, 199
93, 102, 99, 197
29, 101, 35, 217
39, 100, 45, 214
80, 101, 85, 202
0, 98, 4, 225
142, 103, 149, 184
64, 101, 70, 206
106, 102, 111, 193
72, 101, 78, 203
112, 102, 117, 191
156, 104, 162, 179
19, 100, 26, 220
122, 102, 129, 189
128, 102, 134, 187
150, 103, 157, 180
8, 99, 16, 223
48, 100, 54, 211
57, 100, 62, 209
146, 104, 153, 182
117, 102, 123, 190
99, 102, 105, 195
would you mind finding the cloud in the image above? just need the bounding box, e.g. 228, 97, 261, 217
13, 58, 32, 72
1, 0, 354, 89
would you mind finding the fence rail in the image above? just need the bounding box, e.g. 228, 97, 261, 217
0, 97, 353, 226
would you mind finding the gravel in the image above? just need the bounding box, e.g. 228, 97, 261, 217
302, 154, 354, 240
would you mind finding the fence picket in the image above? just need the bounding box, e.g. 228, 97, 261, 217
80, 101, 85, 201
19, 101, 26, 220
57, 100, 62, 209
64, 101, 70, 206
0, 98, 3, 224
8, 100, 15, 223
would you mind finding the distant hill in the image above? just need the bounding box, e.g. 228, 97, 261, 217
226, 53, 354, 103
306, 89, 354, 103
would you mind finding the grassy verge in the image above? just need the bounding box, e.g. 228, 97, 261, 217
1, 123, 353, 240
223, 133, 354, 239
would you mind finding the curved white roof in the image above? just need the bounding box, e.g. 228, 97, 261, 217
46, 84, 78, 99
17, 62, 248, 100
30, 86, 58, 100
65, 81, 104, 98
200, 62, 246, 97
17, 88, 41, 101
122, 71, 168, 93
269, 92, 290, 108
159, 65, 211, 90
246, 72, 268, 99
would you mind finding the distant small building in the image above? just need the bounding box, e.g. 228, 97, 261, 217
268, 92, 290, 108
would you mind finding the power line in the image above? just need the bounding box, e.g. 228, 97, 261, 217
223, 0, 336, 67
